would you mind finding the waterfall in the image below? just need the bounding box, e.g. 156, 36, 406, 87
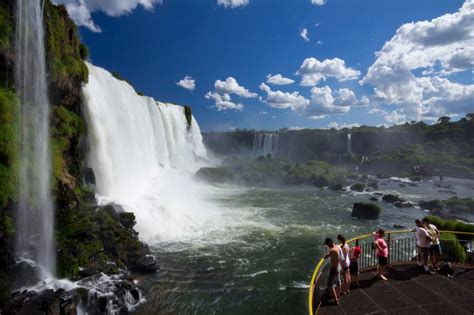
346, 133, 352, 154
252, 133, 279, 158
83, 63, 214, 242
15, 0, 55, 277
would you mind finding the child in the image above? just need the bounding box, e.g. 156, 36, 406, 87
374, 229, 388, 280
350, 240, 362, 287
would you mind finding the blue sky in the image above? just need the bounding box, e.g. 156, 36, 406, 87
56, 0, 473, 132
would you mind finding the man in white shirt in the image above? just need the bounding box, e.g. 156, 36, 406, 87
415, 219, 432, 272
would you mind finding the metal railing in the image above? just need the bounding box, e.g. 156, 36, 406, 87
308, 230, 474, 315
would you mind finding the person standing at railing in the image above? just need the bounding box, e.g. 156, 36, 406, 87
422, 217, 441, 270
323, 237, 342, 305
349, 240, 361, 287
414, 219, 432, 273
373, 229, 388, 280
337, 234, 351, 295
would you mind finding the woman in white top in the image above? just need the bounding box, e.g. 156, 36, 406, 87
423, 217, 441, 270
337, 234, 351, 295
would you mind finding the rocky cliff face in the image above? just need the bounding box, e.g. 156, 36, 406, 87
0, 0, 155, 311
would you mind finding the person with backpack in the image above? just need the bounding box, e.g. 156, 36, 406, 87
373, 229, 388, 280
337, 234, 351, 295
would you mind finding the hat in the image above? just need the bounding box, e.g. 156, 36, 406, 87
323, 237, 333, 245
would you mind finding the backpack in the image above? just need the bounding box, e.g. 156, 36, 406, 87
439, 261, 454, 278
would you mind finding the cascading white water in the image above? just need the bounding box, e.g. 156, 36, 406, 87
346, 133, 352, 154
252, 133, 279, 158
15, 0, 55, 277
83, 63, 219, 242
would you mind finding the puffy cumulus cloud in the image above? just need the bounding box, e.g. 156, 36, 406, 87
266, 74, 294, 85
301, 86, 352, 119
214, 77, 258, 98
384, 111, 407, 125
205, 92, 243, 111
53, 0, 162, 32
312, 0, 327, 5
205, 77, 256, 111
176, 76, 195, 91
300, 28, 309, 42
259, 83, 361, 120
326, 122, 361, 130
259, 83, 309, 111
217, 0, 249, 8
296, 57, 361, 87
361, 0, 474, 121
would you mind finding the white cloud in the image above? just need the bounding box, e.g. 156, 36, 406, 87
217, 0, 249, 8
302, 86, 352, 119
327, 122, 361, 130
259, 83, 309, 111
176, 76, 195, 91
300, 28, 309, 42
360, 0, 474, 121
205, 92, 243, 111
53, 0, 162, 32
296, 57, 361, 86
316, 40, 324, 45
214, 77, 257, 98
205, 77, 256, 111
266, 74, 295, 85
384, 111, 407, 125
312, 0, 327, 5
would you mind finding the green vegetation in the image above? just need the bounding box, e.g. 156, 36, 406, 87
45, 1, 88, 84
425, 215, 474, 234
184, 105, 192, 127
440, 232, 467, 263
51, 105, 84, 186
0, 4, 13, 52
352, 202, 381, 219
420, 197, 474, 214
79, 43, 88, 60
350, 182, 366, 192
196, 157, 349, 187
0, 88, 18, 210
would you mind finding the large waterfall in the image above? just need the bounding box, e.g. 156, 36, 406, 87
15, 0, 55, 277
83, 63, 216, 242
252, 133, 279, 158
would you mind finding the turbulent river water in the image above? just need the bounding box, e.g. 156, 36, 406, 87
133, 177, 474, 315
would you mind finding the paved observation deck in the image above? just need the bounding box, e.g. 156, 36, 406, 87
318, 264, 474, 315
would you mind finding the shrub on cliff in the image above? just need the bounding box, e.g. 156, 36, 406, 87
352, 202, 381, 219
350, 182, 365, 192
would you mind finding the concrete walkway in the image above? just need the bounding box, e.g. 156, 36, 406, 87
317, 264, 474, 315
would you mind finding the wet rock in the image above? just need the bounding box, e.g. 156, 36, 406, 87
84, 167, 96, 186
382, 194, 413, 208
119, 212, 136, 229
369, 196, 379, 201
352, 202, 381, 220
130, 255, 159, 273
7, 288, 79, 315
367, 181, 378, 189
419, 199, 445, 211
393, 224, 406, 229
350, 182, 366, 192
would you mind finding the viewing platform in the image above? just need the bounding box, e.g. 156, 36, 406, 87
318, 263, 474, 314
309, 230, 474, 315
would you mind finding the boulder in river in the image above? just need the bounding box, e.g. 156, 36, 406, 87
352, 202, 381, 219
382, 194, 413, 208
350, 182, 366, 192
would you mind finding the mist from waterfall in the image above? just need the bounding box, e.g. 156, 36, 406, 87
82, 63, 226, 243
252, 133, 279, 158
15, 0, 55, 277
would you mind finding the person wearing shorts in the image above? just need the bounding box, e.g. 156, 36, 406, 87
323, 237, 342, 305
337, 234, 351, 295
423, 217, 441, 270
415, 219, 432, 273
350, 241, 361, 287
374, 229, 388, 280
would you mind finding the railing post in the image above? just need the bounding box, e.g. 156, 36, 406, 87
387, 233, 391, 264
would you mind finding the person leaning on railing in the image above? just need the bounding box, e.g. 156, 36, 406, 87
373, 229, 388, 280
323, 237, 342, 305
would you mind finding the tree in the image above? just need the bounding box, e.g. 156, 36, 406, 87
437, 116, 451, 124
466, 113, 474, 121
